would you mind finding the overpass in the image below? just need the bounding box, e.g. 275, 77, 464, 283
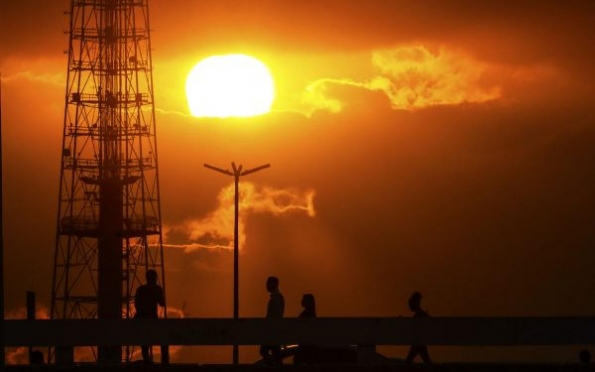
4, 317, 595, 347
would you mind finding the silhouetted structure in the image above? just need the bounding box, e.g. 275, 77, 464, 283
51, 0, 166, 363
135, 269, 166, 363
294, 293, 317, 365
204, 161, 269, 364
260, 276, 285, 365
0, 74, 5, 368
405, 291, 432, 365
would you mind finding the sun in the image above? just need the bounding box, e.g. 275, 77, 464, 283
186, 54, 275, 118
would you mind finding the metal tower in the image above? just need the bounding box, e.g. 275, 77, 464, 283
51, 0, 166, 363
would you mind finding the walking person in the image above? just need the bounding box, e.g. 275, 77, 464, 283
294, 294, 317, 365
405, 291, 432, 365
259, 276, 285, 364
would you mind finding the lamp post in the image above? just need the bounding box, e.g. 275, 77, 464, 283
0, 74, 5, 367
204, 162, 270, 365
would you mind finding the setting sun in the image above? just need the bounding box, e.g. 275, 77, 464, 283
186, 54, 275, 118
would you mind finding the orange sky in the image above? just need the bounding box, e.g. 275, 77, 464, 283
1, 0, 595, 364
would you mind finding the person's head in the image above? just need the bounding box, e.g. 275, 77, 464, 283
408, 291, 422, 312
266, 276, 279, 292
301, 294, 316, 312
146, 269, 158, 284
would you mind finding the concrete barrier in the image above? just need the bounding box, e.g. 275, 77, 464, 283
4, 317, 595, 347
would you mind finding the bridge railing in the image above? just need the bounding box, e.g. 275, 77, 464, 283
3, 317, 595, 347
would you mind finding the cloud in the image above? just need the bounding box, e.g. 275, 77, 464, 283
5, 306, 50, 364
6, 347, 40, 365
300, 45, 501, 115
164, 182, 316, 252
5, 305, 51, 320
1, 58, 65, 87
2, 71, 63, 87
154, 107, 193, 118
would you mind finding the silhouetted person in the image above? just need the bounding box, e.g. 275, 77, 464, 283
579, 349, 591, 364
260, 276, 285, 365
294, 294, 317, 365
299, 294, 316, 318
405, 291, 432, 365
135, 269, 166, 364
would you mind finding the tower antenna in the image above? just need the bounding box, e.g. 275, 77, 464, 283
51, 0, 166, 363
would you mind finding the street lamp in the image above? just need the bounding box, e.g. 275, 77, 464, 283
204, 162, 270, 365
0, 74, 5, 367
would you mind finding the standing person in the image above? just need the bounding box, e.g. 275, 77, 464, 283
260, 276, 285, 364
405, 291, 432, 365
294, 294, 317, 365
135, 269, 166, 364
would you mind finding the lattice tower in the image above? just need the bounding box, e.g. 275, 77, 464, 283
51, 0, 166, 363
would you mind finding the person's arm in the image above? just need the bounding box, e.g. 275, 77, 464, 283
272, 295, 284, 318
134, 288, 140, 309
134, 288, 141, 317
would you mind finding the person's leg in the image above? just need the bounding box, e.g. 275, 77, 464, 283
141, 345, 151, 363
420, 346, 432, 365
271, 345, 282, 364
405, 346, 419, 365
160, 345, 169, 364
293, 346, 303, 365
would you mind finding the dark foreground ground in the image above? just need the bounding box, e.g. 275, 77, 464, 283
4, 363, 595, 372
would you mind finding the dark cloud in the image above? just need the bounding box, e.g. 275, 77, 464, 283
146, 1, 595, 73
3, 1, 594, 76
